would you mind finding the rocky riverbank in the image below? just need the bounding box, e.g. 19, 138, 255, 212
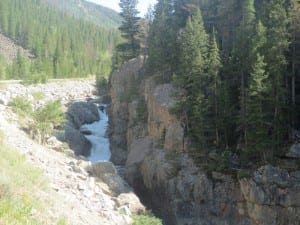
0, 80, 145, 225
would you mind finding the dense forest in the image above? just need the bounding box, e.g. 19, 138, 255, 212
0, 0, 122, 80
44, 0, 122, 29
116, 0, 300, 167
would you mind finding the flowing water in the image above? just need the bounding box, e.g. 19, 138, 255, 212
80, 105, 111, 163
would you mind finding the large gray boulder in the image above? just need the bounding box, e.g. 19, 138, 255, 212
286, 143, 300, 158
67, 101, 99, 129
64, 124, 91, 156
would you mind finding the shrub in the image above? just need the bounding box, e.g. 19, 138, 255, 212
29, 100, 65, 144
8, 96, 33, 117
132, 214, 162, 225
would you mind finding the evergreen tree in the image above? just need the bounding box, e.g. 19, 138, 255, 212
174, 8, 209, 148
288, 0, 300, 126
147, 0, 175, 76
207, 30, 222, 146
234, 0, 256, 149
118, 0, 140, 60
246, 54, 271, 159
262, 0, 289, 153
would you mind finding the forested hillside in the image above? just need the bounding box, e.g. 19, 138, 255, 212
0, 0, 121, 80
44, 0, 121, 28
115, 0, 300, 167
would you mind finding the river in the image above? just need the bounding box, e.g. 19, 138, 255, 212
80, 105, 111, 163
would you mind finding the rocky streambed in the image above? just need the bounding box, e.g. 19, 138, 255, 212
0, 80, 145, 225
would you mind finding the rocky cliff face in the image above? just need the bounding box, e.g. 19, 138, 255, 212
109, 58, 300, 225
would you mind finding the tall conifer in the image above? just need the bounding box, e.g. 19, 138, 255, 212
118, 0, 141, 60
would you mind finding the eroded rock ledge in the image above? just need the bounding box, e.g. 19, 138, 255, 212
109, 57, 300, 225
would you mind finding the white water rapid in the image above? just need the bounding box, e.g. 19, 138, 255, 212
80, 105, 111, 163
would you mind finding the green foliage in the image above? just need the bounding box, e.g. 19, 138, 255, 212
132, 214, 162, 225
29, 100, 65, 144
8, 96, 33, 117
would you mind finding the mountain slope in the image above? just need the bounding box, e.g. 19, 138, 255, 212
44, 0, 121, 29
0, 0, 122, 79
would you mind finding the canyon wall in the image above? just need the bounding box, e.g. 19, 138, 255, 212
109, 57, 300, 225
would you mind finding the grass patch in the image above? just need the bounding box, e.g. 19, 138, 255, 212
31, 91, 45, 101
0, 131, 68, 225
0, 134, 45, 224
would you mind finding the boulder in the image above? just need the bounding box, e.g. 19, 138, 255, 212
117, 193, 145, 214
92, 161, 117, 178
64, 124, 91, 156
101, 173, 132, 196
0, 96, 9, 105
253, 164, 290, 187
67, 101, 99, 129
286, 143, 300, 158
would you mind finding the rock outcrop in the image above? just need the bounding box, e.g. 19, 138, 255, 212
109, 57, 300, 225
109, 56, 145, 165
240, 165, 300, 225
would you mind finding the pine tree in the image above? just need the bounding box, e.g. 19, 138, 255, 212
234, 0, 256, 149
262, 0, 289, 153
246, 54, 271, 159
118, 0, 140, 60
174, 8, 209, 148
147, 0, 174, 75
288, 0, 300, 126
207, 29, 222, 146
